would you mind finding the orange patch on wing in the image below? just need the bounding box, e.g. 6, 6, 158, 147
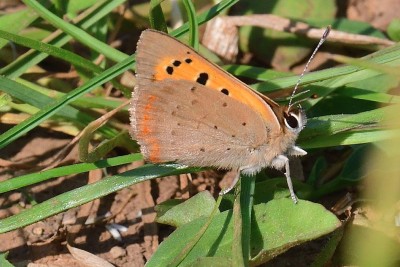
147, 137, 161, 162
138, 95, 156, 136
145, 95, 157, 109
137, 94, 161, 162
153, 57, 279, 128
141, 115, 151, 135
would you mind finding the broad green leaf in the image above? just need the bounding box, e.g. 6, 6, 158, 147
147, 199, 340, 266
156, 191, 217, 227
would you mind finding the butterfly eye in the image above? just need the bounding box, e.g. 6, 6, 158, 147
284, 113, 299, 130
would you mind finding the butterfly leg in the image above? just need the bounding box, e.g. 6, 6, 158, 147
219, 169, 241, 195
272, 155, 298, 204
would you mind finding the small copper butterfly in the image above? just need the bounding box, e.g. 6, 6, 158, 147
129, 29, 319, 203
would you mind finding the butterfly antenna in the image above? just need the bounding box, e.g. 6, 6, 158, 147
288, 26, 331, 109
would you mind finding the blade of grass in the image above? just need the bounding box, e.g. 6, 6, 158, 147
299, 104, 398, 148
240, 175, 255, 262
0, 164, 200, 233
0, 77, 118, 139
183, 0, 199, 51
3, 0, 235, 80
329, 54, 399, 75
0, 30, 131, 96
23, 0, 128, 62
223, 64, 291, 81
303, 128, 399, 149
16, 78, 126, 110
170, 0, 239, 38
1, 0, 125, 78
233, 181, 245, 267
0, 154, 141, 194
0, 55, 134, 149
252, 43, 400, 94
0, 4, 39, 49
336, 88, 400, 104
232, 175, 255, 266
149, 0, 168, 32
305, 43, 400, 107
0, 29, 106, 75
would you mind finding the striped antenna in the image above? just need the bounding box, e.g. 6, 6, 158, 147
288, 26, 331, 109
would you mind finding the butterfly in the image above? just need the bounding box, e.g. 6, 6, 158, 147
129, 29, 309, 203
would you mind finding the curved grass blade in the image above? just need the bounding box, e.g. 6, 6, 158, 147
170, 0, 239, 39
0, 55, 134, 150
0, 154, 141, 194
149, 0, 168, 32
0, 164, 200, 233
1, 0, 125, 78
183, 0, 199, 51
23, 0, 127, 62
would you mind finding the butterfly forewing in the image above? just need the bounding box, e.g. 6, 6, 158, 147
130, 79, 269, 170
135, 29, 280, 130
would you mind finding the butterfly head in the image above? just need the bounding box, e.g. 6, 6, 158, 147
283, 106, 306, 134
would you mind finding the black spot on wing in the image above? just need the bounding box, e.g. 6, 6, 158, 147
221, 88, 229, 95
166, 66, 173, 75
196, 72, 209, 85
173, 60, 181, 66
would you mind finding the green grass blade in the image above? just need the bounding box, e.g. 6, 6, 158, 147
0, 77, 120, 139
0, 55, 134, 149
149, 0, 168, 32
232, 175, 255, 266
233, 182, 246, 267
240, 175, 255, 263
183, 0, 199, 50
304, 129, 399, 149
0, 29, 131, 97
0, 5, 39, 49
0, 164, 199, 233
1, 0, 125, 78
170, 0, 239, 38
23, 0, 128, 62
0, 29, 104, 74
251, 43, 400, 94
299, 105, 397, 148
0, 154, 141, 194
